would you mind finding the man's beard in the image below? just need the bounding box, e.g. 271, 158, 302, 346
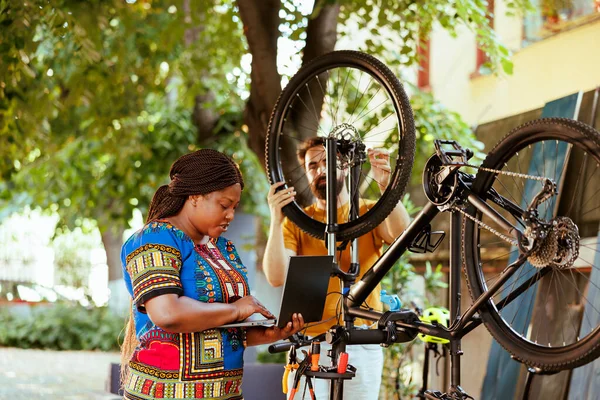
311, 174, 345, 200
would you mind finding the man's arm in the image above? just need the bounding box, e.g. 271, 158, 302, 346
263, 220, 297, 287
368, 148, 412, 243
377, 200, 411, 244
263, 182, 297, 287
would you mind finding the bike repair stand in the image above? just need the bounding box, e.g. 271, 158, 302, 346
421, 143, 475, 400
417, 343, 447, 400
303, 137, 362, 400
520, 367, 561, 400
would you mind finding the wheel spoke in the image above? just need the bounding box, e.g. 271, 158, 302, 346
466, 120, 600, 359
265, 53, 414, 243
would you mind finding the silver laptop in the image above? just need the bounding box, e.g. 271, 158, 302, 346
217, 255, 333, 329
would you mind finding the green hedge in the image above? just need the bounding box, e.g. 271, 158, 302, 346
0, 303, 125, 351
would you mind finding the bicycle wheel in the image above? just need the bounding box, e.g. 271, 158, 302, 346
265, 51, 416, 241
463, 118, 600, 371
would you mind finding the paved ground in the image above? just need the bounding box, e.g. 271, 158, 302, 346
0, 347, 121, 399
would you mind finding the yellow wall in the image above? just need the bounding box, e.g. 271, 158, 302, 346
429, 18, 600, 125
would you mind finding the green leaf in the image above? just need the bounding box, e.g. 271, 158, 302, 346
501, 58, 514, 74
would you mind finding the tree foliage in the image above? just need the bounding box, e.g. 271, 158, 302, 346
335, 0, 516, 73
0, 0, 255, 233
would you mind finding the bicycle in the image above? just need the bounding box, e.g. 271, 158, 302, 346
264, 50, 600, 399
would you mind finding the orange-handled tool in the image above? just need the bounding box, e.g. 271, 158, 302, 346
282, 347, 299, 394
306, 375, 316, 400
289, 358, 309, 400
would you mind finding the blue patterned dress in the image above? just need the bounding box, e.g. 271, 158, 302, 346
121, 220, 249, 400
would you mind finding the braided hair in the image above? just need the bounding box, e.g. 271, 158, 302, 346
146, 149, 244, 222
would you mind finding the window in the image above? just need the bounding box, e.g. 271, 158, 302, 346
524, 0, 600, 44
417, 36, 430, 89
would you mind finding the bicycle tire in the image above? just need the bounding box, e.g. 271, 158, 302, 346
463, 117, 600, 371
265, 50, 416, 241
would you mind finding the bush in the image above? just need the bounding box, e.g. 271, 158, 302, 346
256, 348, 286, 364
0, 302, 125, 351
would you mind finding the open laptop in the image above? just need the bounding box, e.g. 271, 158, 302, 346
217, 255, 333, 329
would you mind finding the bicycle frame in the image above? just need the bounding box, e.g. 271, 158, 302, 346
288, 138, 539, 400
344, 201, 529, 398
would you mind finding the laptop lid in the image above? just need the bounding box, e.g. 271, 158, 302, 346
216, 255, 333, 329
275, 255, 333, 329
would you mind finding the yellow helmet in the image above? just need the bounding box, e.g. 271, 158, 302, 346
418, 307, 450, 344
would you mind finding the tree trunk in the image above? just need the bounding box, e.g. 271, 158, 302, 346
101, 225, 125, 282
194, 90, 219, 144
237, 0, 282, 167
238, 1, 340, 168
302, 4, 340, 66
238, 1, 340, 269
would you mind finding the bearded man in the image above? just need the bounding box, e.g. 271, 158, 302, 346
262, 136, 410, 400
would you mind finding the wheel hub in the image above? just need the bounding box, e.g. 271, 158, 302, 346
329, 123, 365, 169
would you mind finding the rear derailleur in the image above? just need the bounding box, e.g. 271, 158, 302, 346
424, 386, 474, 400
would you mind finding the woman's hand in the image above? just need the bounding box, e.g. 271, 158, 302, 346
233, 295, 275, 321
246, 313, 305, 346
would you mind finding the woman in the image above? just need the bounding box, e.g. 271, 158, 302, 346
120, 149, 303, 399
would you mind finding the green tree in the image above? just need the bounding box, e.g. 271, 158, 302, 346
0, 0, 254, 284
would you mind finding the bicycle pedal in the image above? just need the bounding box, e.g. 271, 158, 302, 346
424, 390, 445, 399
423, 390, 474, 400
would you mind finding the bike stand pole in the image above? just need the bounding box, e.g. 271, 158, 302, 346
449, 212, 463, 391
521, 368, 536, 400
417, 344, 432, 399
420, 212, 473, 400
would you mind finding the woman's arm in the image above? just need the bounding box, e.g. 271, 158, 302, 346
145, 294, 274, 333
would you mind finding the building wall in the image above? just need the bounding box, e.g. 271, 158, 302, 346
428, 8, 600, 126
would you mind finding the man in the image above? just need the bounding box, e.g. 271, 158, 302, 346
263, 136, 410, 400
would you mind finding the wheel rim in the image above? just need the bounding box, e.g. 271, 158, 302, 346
271, 61, 408, 237
473, 129, 600, 351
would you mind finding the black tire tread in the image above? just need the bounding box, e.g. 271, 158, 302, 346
265, 50, 416, 241
462, 117, 600, 371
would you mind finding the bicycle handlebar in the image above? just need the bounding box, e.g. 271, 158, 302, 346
268, 323, 415, 354
345, 328, 387, 344
268, 341, 295, 353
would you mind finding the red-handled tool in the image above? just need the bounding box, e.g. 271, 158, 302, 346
337, 352, 349, 373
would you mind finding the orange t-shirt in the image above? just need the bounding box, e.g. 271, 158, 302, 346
282, 201, 385, 337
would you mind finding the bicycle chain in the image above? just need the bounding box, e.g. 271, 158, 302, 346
449, 163, 553, 247
451, 205, 519, 247
459, 163, 550, 182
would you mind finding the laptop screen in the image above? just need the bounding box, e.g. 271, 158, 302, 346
275, 255, 333, 329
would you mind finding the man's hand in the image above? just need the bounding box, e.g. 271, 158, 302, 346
368, 148, 391, 192
268, 182, 296, 225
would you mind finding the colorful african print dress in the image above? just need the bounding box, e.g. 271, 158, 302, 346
121, 221, 249, 400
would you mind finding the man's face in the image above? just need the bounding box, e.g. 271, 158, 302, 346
304, 146, 345, 200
